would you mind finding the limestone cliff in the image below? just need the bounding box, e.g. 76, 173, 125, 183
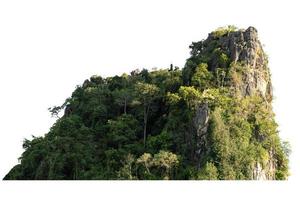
187, 26, 280, 180
188, 26, 272, 100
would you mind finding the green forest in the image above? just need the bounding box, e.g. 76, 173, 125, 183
4, 26, 290, 180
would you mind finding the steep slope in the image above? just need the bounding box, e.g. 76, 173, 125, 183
184, 26, 284, 180
4, 26, 289, 180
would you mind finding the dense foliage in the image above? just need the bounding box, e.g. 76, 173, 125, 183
4, 26, 289, 180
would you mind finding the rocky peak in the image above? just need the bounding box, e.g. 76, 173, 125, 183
189, 27, 278, 180
226, 27, 271, 99
226, 26, 261, 65
188, 26, 272, 100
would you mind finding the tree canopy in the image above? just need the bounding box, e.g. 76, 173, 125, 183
4, 26, 289, 180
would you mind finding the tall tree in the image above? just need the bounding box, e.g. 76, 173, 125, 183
113, 88, 132, 114
135, 82, 160, 147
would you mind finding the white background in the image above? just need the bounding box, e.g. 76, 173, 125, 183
0, 0, 299, 199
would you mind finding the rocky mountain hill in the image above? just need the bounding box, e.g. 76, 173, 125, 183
4, 26, 289, 180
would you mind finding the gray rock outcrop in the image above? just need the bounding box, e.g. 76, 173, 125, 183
217, 27, 272, 99
192, 27, 276, 179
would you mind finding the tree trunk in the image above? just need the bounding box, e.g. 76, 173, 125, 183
143, 105, 147, 147
143, 104, 151, 147
124, 99, 127, 114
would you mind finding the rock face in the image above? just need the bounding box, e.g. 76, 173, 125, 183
193, 103, 209, 169
215, 27, 272, 99
252, 149, 276, 180
252, 162, 267, 180
190, 27, 276, 179
191, 27, 272, 101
